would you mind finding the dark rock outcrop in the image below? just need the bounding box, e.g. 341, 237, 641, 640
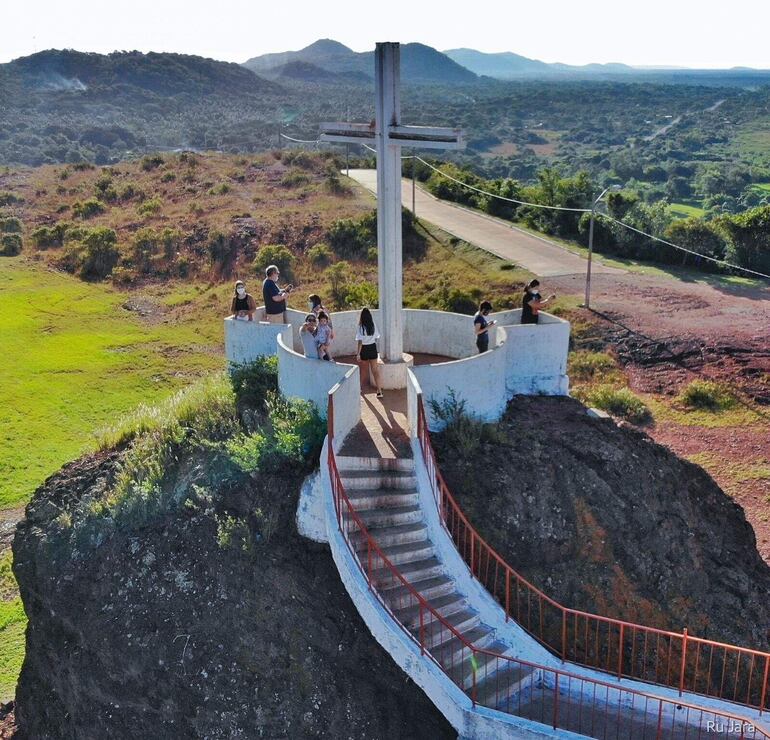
13, 452, 455, 739
433, 395, 770, 648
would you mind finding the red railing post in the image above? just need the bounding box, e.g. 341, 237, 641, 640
553, 674, 560, 729
470, 531, 475, 577
367, 540, 372, 591
618, 622, 625, 679
471, 651, 477, 707
505, 570, 510, 622
419, 602, 425, 656
760, 655, 769, 715
655, 700, 664, 739
679, 628, 688, 697
562, 609, 568, 662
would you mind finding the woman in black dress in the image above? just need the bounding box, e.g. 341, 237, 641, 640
521, 279, 556, 325
355, 307, 383, 398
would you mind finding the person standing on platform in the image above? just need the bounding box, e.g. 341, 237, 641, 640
473, 300, 496, 353
521, 279, 556, 325
230, 280, 256, 321
299, 314, 320, 358
308, 294, 334, 342
355, 307, 383, 398
262, 265, 293, 323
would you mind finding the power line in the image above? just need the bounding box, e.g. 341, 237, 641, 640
280, 133, 320, 144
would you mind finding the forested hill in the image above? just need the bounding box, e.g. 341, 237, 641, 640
244, 39, 478, 84
4, 49, 280, 97
0, 50, 287, 165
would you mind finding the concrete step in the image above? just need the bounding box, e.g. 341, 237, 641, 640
393, 591, 467, 630
344, 504, 422, 530
381, 574, 455, 609
370, 557, 444, 587
339, 470, 418, 490
346, 488, 419, 509
431, 626, 498, 671
335, 455, 414, 472
453, 640, 512, 691
350, 522, 427, 549
473, 663, 539, 712
358, 539, 435, 566
416, 608, 481, 650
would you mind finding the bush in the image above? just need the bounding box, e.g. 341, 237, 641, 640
208, 182, 231, 195
280, 169, 310, 188
161, 172, 177, 183
229, 356, 279, 419
325, 260, 352, 306
188, 201, 204, 216
342, 280, 378, 309
325, 169, 352, 195
0, 216, 22, 233
132, 227, 182, 273
307, 242, 332, 267
253, 244, 294, 283
0, 233, 22, 256
140, 154, 164, 171
117, 182, 143, 201
429, 390, 503, 458
568, 351, 617, 381
206, 229, 236, 267
0, 192, 22, 206
327, 212, 376, 260
136, 197, 162, 216
60, 227, 119, 279
72, 198, 106, 219
678, 380, 737, 411
586, 385, 650, 423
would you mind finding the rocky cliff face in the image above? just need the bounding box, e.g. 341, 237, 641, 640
432, 395, 770, 649
12, 451, 454, 740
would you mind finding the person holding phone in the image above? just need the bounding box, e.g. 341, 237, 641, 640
521, 279, 556, 325
473, 300, 496, 353
262, 264, 293, 324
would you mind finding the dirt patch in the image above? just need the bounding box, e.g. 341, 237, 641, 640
0, 703, 16, 740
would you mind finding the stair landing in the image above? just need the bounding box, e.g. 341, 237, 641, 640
339, 389, 411, 459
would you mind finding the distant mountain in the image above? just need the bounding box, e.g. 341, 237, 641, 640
445, 48, 634, 78
8, 49, 280, 96
271, 60, 371, 85
244, 39, 477, 84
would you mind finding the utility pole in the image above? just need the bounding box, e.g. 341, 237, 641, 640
346, 144, 349, 177
411, 149, 416, 216
584, 185, 621, 310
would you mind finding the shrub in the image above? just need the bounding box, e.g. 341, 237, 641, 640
136, 197, 162, 216
678, 380, 737, 411
253, 244, 294, 282
568, 351, 617, 381
60, 227, 119, 279
428, 390, 503, 457
206, 229, 236, 267
342, 280, 378, 309
161, 172, 177, 183
0, 233, 22, 256
327, 212, 376, 260
72, 198, 106, 219
31, 223, 70, 249
208, 182, 231, 195
325, 260, 352, 305
188, 201, 204, 216
117, 182, 143, 201
367, 246, 378, 263
0, 192, 22, 206
280, 169, 310, 188
586, 385, 650, 423
307, 242, 332, 267
215, 513, 254, 552
325, 169, 352, 195
229, 356, 279, 418
0, 216, 22, 233
132, 227, 182, 273
140, 154, 164, 171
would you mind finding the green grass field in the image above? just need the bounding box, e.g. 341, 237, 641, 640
669, 202, 707, 219
0, 257, 224, 511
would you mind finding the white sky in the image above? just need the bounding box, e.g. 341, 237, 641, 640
3, 0, 769, 69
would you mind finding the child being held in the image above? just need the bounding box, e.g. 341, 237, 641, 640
315, 312, 333, 361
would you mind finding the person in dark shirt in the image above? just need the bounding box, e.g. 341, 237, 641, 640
230, 280, 256, 321
473, 300, 496, 353
521, 279, 556, 325
262, 265, 293, 323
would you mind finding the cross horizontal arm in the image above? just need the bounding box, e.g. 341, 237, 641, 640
319, 122, 375, 144
388, 125, 465, 150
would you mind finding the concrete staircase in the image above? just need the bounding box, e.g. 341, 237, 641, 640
336, 454, 536, 708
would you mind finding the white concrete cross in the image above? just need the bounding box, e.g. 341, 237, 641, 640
320, 42, 464, 369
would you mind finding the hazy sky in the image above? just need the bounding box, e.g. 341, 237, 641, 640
3, 0, 769, 68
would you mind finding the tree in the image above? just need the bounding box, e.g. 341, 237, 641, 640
719, 205, 770, 274
663, 218, 726, 267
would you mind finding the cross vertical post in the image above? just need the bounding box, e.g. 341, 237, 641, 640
375, 43, 403, 362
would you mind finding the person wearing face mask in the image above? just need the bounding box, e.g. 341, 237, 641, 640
230, 280, 256, 321
308, 294, 334, 341
521, 279, 556, 325
262, 265, 293, 324
473, 300, 496, 353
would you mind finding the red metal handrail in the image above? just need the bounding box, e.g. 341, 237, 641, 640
325, 394, 770, 738
416, 395, 770, 715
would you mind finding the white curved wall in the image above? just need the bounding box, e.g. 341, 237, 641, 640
412, 328, 509, 430
328, 366, 361, 452
285, 307, 382, 357
403, 309, 493, 359
277, 335, 357, 418
224, 316, 291, 365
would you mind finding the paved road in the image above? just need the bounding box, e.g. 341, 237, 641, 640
347, 169, 623, 278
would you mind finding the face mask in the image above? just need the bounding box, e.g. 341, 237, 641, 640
529, 287, 538, 294
237, 287, 246, 296
308, 301, 314, 310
